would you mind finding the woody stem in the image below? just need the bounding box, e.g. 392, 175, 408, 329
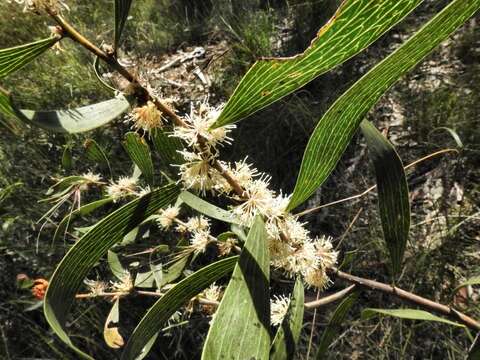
48, 11, 246, 199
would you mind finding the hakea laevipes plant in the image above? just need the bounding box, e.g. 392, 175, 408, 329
2, 0, 480, 359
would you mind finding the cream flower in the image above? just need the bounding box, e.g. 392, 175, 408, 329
303, 267, 330, 289
172, 101, 235, 150
81, 171, 102, 184
271, 295, 290, 326
185, 216, 210, 232
106, 176, 137, 201
202, 283, 222, 302
110, 272, 134, 293
189, 230, 211, 254
157, 205, 180, 230
313, 236, 338, 270
269, 237, 295, 267
84, 279, 107, 296
137, 185, 152, 197
279, 216, 310, 245
177, 150, 220, 194
232, 177, 275, 225
127, 101, 164, 132
228, 158, 259, 189
218, 237, 237, 256
77, 171, 102, 191
284, 240, 320, 275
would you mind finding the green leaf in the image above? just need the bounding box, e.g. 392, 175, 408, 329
270, 278, 305, 360
114, 0, 133, 51
202, 216, 270, 360
468, 333, 480, 360
83, 138, 112, 175
0, 37, 59, 79
123, 132, 155, 185
156, 255, 190, 288
212, 0, 423, 128
151, 127, 184, 167
316, 292, 358, 358
134, 270, 155, 288
287, 0, 480, 211
429, 126, 464, 148
360, 120, 410, 276
12, 95, 131, 133
104, 299, 124, 349
108, 251, 127, 281
454, 276, 480, 294
52, 197, 114, 243
61, 145, 73, 171
179, 191, 241, 224
0, 87, 22, 134
361, 308, 465, 328
134, 333, 159, 360
121, 256, 239, 360
217, 231, 236, 243
44, 184, 180, 359
93, 56, 117, 92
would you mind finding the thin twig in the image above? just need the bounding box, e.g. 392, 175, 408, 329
336, 207, 363, 250
306, 289, 320, 359
330, 267, 480, 331
304, 285, 357, 310
296, 148, 459, 217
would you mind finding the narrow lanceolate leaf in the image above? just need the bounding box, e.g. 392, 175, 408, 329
11, 95, 131, 133
288, 0, 480, 210
0, 37, 59, 79
202, 216, 270, 360
108, 251, 127, 281
156, 254, 190, 288
121, 256, 238, 360
114, 0, 133, 50
179, 191, 241, 224
83, 139, 112, 174
361, 308, 465, 328
468, 333, 480, 360
123, 132, 155, 185
93, 56, 117, 92
360, 120, 410, 276
52, 197, 114, 243
316, 292, 358, 359
151, 127, 184, 166
271, 278, 305, 360
429, 126, 464, 149
0, 87, 20, 133
61, 145, 73, 171
44, 184, 180, 359
211, 0, 423, 128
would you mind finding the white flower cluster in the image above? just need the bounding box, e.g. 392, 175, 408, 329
106, 176, 139, 202
232, 171, 337, 288
157, 205, 214, 255
168, 100, 338, 289
270, 294, 290, 326
172, 102, 236, 194
126, 101, 165, 133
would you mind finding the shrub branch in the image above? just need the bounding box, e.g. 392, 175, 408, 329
47, 10, 480, 334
